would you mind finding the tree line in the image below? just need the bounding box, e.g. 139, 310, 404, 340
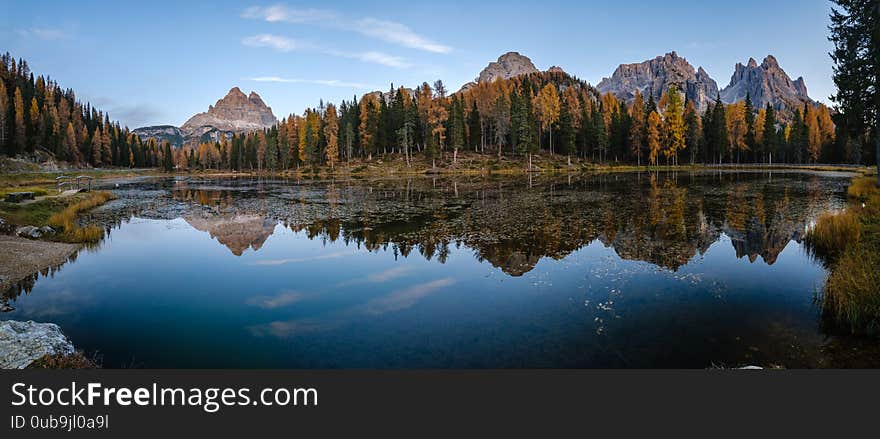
0, 49, 868, 172
0, 52, 173, 169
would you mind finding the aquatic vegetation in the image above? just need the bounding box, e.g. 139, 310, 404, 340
49, 191, 115, 244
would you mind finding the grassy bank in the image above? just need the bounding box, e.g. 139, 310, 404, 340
806, 174, 880, 336
0, 190, 115, 244
172, 151, 872, 179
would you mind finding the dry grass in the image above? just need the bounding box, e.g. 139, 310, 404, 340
48, 191, 114, 243
822, 244, 880, 336
813, 175, 880, 336
27, 351, 99, 369
847, 176, 877, 201
805, 210, 862, 262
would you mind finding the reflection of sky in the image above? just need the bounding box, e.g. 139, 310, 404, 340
2, 207, 831, 368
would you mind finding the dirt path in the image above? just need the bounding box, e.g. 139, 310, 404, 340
0, 235, 80, 292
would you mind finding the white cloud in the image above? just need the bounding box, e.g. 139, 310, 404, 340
242, 34, 301, 51
241, 5, 337, 23
242, 4, 451, 54
18, 27, 70, 41
327, 49, 411, 69
242, 33, 410, 68
354, 18, 451, 54
247, 76, 375, 89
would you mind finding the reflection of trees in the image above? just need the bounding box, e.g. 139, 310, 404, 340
259, 172, 837, 275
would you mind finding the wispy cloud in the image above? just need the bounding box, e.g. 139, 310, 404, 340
246, 76, 375, 89
17, 27, 71, 41
325, 49, 411, 68
241, 5, 337, 23
242, 4, 451, 54
242, 33, 410, 68
242, 34, 301, 52
353, 18, 451, 54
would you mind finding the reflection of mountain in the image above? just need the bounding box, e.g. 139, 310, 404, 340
185, 215, 276, 256
113, 172, 843, 274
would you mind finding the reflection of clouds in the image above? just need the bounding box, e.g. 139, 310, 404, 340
249, 250, 355, 266
246, 290, 304, 309
248, 319, 337, 338
248, 278, 455, 339
336, 266, 413, 287
13, 288, 92, 320
362, 278, 455, 315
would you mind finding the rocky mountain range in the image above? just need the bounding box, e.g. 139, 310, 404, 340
135, 87, 277, 146
457, 51, 545, 93
719, 55, 814, 111
131, 125, 184, 147
595, 51, 814, 116
596, 51, 719, 112
134, 52, 816, 147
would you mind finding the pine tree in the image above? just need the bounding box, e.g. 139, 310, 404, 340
829, 0, 878, 179
323, 103, 339, 168
558, 96, 576, 164
761, 104, 777, 163
646, 111, 662, 166
684, 100, 702, 165
629, 91, 645, 166
0, 80, 7, 154
12, 86, 25, 155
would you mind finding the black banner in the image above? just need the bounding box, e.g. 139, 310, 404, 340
2, 370, 878, 437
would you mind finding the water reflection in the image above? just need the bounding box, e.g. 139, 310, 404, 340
3, 171, 870, 368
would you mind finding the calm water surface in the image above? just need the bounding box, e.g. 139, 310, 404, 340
3, 171, 874, 367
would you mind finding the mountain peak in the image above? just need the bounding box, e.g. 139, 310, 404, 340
477, 51, 539, 83
180, 87, 277, 143
747, 57, 758, 68
226, 87, 246, 99
720, 55, 813, 116
762, 55, 779, 68
596, 52, 718, 112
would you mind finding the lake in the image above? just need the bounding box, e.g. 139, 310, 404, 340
4, 170, 877, 368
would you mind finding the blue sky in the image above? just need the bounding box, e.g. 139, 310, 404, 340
3, 0, 836, 128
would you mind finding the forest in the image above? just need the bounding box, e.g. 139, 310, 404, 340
0, 50, 865, 173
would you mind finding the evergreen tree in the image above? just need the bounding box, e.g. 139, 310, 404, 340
829, 0, 878, 178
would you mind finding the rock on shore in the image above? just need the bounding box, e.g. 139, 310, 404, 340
0, 320, 75, 369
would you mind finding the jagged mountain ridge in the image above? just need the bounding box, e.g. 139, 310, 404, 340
595, 51, 719, 113
132, 125, 184, 147
719, 55, 814, 111
179, 87, 277, 143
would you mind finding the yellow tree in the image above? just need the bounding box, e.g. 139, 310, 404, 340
629, 90, 646, 166
534, 84, 560, 154
661, 85, 685, 165
0, 80, 7, 150
806, 108, 821, 163
725, 101, 748, 163
647, 111, 662, 166
28, 97, 39, 150
754, 107, 766, 151
91, 126, 102, 165
323, 103, 339, 168
13, 87, 25, 154
359, 93, 380, 160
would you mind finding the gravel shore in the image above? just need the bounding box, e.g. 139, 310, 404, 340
0, 235, 79, 293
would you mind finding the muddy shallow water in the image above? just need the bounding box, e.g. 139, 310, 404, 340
3, 170, 879, 368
